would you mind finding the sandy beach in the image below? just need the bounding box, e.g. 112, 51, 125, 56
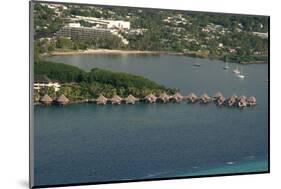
44, 49, 268, 64
46, 49, 184, 56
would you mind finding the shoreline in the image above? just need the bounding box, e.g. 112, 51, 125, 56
42, 49, 268, 64
45, 49, 184, 56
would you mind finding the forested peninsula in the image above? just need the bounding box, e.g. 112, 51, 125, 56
34, 59, 177, 102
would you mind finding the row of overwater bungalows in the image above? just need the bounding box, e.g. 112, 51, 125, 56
38, 92, 256, 108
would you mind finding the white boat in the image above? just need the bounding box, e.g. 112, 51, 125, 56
193, 63, 201, 67
223, 61, 230, 70
237, 67, 245, 79
233, 65, 240, 74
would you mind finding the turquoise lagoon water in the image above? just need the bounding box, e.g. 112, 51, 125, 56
33, 55, 269, 186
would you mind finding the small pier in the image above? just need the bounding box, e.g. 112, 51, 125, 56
36, 92, 257, 109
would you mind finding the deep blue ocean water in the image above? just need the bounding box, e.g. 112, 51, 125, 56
34, 55, 268, 186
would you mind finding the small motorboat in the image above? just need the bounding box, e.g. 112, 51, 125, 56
193, 63, 201, 67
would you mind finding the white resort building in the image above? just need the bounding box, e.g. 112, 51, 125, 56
34, 75, 60, 92
71, 16, 130, 30
55, 23, 129, 45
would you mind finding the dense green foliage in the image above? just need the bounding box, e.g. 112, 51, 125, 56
87, 68, 165, 90
34, 60, 86, 83
34, 60, 176, 100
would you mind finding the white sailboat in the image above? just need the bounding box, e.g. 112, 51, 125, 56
232, 64, 240, 74
223, 61, 230, 70
237, 66, 245, 79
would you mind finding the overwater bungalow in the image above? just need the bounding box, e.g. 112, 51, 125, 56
217, 95, 226, 106
96, 95, 107, 105
157, 92, 170, 103
227, 94, 238, 107
186, 92, 198, 103
246, 96, 257, 106
110, 95, 122, 105
56, 94, 70, 105
200, 93, 211, 104
237, 96, 247, 108
170, 92, 184, 103
144, 93, 157, 103
39, 94, 53, 105
213, 92, 223, 100
124, 94, 137, 104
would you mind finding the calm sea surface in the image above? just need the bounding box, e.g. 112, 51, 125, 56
34, 55, 268, 186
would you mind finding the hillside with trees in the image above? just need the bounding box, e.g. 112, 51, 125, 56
34, 60, 176, 101
34, 3, 269, 63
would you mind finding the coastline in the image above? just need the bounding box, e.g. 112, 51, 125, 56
45, 49, 184, 56
42, 48, 268, 64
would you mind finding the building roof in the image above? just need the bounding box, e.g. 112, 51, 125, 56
56, 94, 70, 103
39, 94, 53, 102
201, 93, 211, 99
145, 93, 157, 100
110, 95, 122, 102
172, 92, 183, 99
159, 92, 170, 99
238, 95, 246, 100
213, 92, 223, 98
125, 94, 137, 101
96, 95, 107, 102
34, 75, 51, 83
187, 92, 197, 98
229, 94, 238, 99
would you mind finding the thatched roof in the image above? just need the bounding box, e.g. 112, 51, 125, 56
110, 95, 122, 102
124, 94, 138, 104
145, 93, 157, 100
159, 92, 169, 99
230, 94, 238, 99
200, 93, 211, 99
157, 92, 170, 102
125, 94, 137, 101
187, 92, 197, 99
247, 96, 256, 102
56, 94, 69, 103
238, 98, 247, 107
96, 95, 107, 102
238, 95, 247, 100
40, 94, 53, 102
218, 95, 225, 101
172, 92, 183, 99
213, 92, 223, 98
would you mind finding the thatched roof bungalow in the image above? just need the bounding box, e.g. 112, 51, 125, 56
170, 92, 184, 103
227, 94, 238, 107
96, 95, 107, 105
237, 96, 247, 108
56, 94, 70, 105
39, 94, 53, 105
157, 92, 170, 103
124, 94, 137, 104
246, 96, 257, 106
186, 92, 198, 103
144, 93, 157, 103
110, 95, 122, 105
217, 95, 225, 106
213, 92, 223, 100
200, 93, 211, 103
